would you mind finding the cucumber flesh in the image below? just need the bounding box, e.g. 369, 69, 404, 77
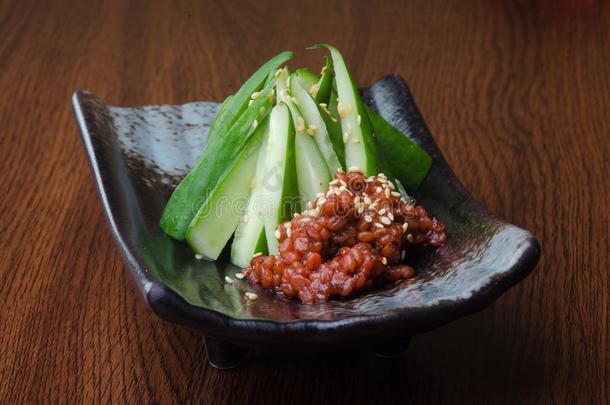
290, 76, 342, 173
314, 57, 333, 103
294, 68, 319, 92
260, 103, 299, 254
185, 119, 268, 260
277, 69, 332, 204
312, 44, 378, 175
230, 130, 271, 267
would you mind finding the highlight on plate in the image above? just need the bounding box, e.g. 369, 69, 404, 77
159, 45, 446, 303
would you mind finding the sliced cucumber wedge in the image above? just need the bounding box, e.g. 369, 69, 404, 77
160, 76, 277, 240
294, 68, 319, 92
312, 44, 378, 175
231, 131, 270, 267
185, 118, 268, 260
260, 103, 299, 254
290, 76, 342, 174
277, 69, 331, 204
314, 57, 333, 103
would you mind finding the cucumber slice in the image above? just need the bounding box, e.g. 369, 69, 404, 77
294, 68, 319, 92
231, 131, 270, 268
160, 76, 277, 240
314, 57, 333, 103
185, 118, 268, 259
290, 76, 342, 174
260, 103, 299, 254
312, 44, 378, 175
209, 51, 293, 143
277, 69, 331, 203
366, 107, 433, 191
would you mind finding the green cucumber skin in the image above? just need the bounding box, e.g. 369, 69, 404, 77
160, 77, 276, 240
367, 107, 432, 191
290, 76, 342, 174
313, 44, 378, 176
209, 51, 293, 142
317, 101, 346, 170
185, 118, 268, 259
315, 57, 333, 103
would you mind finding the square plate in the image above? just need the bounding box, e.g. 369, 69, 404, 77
73, 75, 540, 368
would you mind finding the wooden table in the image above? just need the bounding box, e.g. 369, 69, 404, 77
2, 0, 608, 403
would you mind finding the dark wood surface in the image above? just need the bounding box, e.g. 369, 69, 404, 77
1, 0, 608, 403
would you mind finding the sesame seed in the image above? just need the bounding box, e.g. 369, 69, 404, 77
357, 206, 365, 214
290, 96, 299, 105
378, 208, 386, 215
225, 276, 234, 284
296, 116, 305, 132
286, 227, 292, 237
337, 167, 345, 173
235, 272, 245, 279
319, 103, 327, 107
243, 214, 249, 223
309, 83, 320, 97
388, 212, 394, 221
357, 114, 362, 125
321, 65, 327, 75
364, 196, 372, 204
406, 234, 414, 242
375, 222, 384, 229
391, 191, 401, 197
351, 138, 361, 144
343, 131, 349, 143
252, 252, 263, 258
194, 253, 203, 260
388, 181, 395, 190
402, 222, 409, 232
370, 202, 378, 210
245, 292, 258, 300
364, 215, 373, 223
268, 89, 275, 102
378, 173, 387, 179
330, 179, 340, 186
252, 119, 258, 129
384, 188, 391, 198
248, 99, 254, 107
274, 229, 281, 240
381, 216, 391, 225
376, 187, 382, 193
251, 91, 261, 99
381, 257, 388, 265
348, 166, 362, 173
401, 250, 406, 260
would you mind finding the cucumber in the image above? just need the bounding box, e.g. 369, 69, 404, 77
366, 106, 432, 191
185, 118, 268, 259
294, 68, 319, 92
277, 69, 331, 204
230, 129, 270, 267
260, 103, 299, 254
314, 57, 333, 103
311, 44, 378, 175
160, 76, 277, 240
208, 51, 293, 143
290, 75, 342, 174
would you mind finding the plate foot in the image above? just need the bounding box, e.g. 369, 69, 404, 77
203, 337, 247, 369
374, 337, 411, 358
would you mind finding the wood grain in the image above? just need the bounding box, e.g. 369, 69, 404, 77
1, 0, 608, 403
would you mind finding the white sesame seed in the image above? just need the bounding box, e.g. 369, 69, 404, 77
245, 292, 258, 300
376, 187, 382, 193
388, 212, 394, 221
378, 173, 387, 179
351, 138, 361, 144
309, 83, 320, 97
248, 99, 254, 107
354, 196, 360, 204
406, 234, 414, 242
402, 222, 409, 232
274, 229, 281, 240
364, 215, 373, 223
401, 250, 406, 260
381, 216, 391, 225
337, 167, 344, 173
391, 191, 401, 197
364, 196, 372, 204
286, 227, 292, 237
321, 65, 327, 75
330, 179, 340, 186
375, 222, 384, 229
357, 206, 365, 214
384, 188, 391, 198
381, 257, 388, 265
378, 208, 386, 215
225, 276, 234, 284
348, 166, 362, 173
252, 119, 258, 129
370, 202, 378, 210
388, 181, 395, 190
251, 91, 262, 99
343, 131, 349, 143
357, 114, 362, 125
235, 272, 245, 279
194, 253, 203, 260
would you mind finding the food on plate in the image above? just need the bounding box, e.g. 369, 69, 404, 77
160, 44, 445, 302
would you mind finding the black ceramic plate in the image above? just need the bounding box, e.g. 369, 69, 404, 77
73, 75, 540, 369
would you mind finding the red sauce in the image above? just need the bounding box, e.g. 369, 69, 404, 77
243, 169, 446, 303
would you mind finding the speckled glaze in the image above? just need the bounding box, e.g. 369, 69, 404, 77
72, 75, 540, 368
